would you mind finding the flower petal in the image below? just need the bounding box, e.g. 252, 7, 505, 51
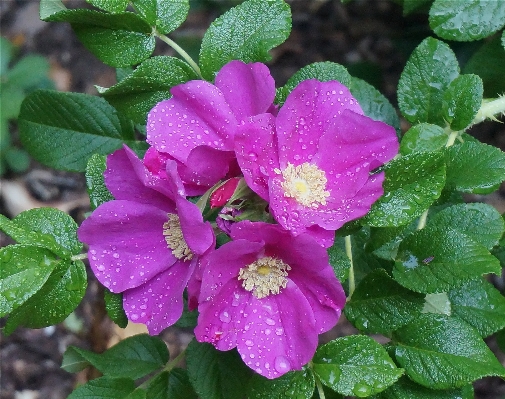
123, 258, 196, 335
176, 196, 215, 256
215, 61, 276, 121
78, 200, 177, 292
276, 79, 363, 166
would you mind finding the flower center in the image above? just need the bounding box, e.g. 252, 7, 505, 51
163, 214, 193, 261
238, 256, 291, 299
278, 162, 330, 207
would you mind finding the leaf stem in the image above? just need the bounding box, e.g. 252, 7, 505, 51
345, 235, 355, 298
472, 96, 505, 125
315, 376, 326, 399
445, 129, 459, 148
71, 253, 88, 261
155, 30, 203, 79
137, 348, 186, 390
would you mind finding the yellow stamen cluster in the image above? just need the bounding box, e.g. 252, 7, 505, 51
163, 214, 193, 261
277, 162, 329, 207
238, 256, 291, 299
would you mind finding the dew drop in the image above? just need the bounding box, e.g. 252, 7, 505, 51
274, 356, 290, 373
219, 311, 231, 323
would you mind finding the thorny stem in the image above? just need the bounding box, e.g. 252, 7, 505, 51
155, 30, 203, 79
71, 253, 88, 261
472, 96, 505, 125
345, 235, 355, 299
315, 375, 326, 399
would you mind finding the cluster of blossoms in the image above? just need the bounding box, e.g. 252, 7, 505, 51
78, 60, 398, 378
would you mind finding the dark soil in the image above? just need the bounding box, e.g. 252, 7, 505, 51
1, 1, 504, 398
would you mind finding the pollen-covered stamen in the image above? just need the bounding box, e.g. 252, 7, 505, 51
163, 214, 193, 261
277, 162, 330, 207
238, 256, 291, 299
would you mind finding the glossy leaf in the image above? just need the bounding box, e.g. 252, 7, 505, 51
400, 123, 447, 155
350, 77, 400, 135
313, 335, 403, 397
247, 368, 315, 399
186, 340, 252, 399
66, 376, 136, 399
276, 61, 351, 105
327, 243, 351, 282
398, 37, 459, 126
4, 259, 87, 334
86, 0, 129, 13
345, 269, 424, 334
422, 293, 451, 316
0, 245, 56, 317
131, 0, 189, 34
362, 152, 446, 227
444, 141, 505, 194
394, 224, 501, 293
86, 154, 114, 210
429, 0, 505, 41
449, 278, 505, 337
199, 0, 291, 80
372, 376, 474, 399
393, 314, 505, 389
146, 369, 198, 399
428, 202, 504, 250
104, 288, 128, 329
102, 56, 197, 124
442, 74, 483, 131
41, 4, 154, 67
19, 90, 136, 172
63, 334, 169, 379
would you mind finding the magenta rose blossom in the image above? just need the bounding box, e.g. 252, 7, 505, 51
194, 221, 346, 379
78, 146, 214, 334
235, 79, 399, 247
147, 60, 276, 195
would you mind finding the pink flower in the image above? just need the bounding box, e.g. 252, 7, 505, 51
235, 79, 399, 247
147, 60, 276, 195
210, 177, 242, 208
194, 221, 346, 379
78, 146, 214, 334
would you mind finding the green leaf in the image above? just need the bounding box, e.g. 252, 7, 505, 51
403, 0, 432, 15
186, 340, 252, 399
345, 269, 424, 334
199, 0, 291, 80
19, 90, 136, 172
444, 141, 505, 194
66, 376, 136, 399
4, 147, 31, 173
394, 224, 501, 294
422, 293, 451, 316
13, 207, 83, 255
146, 369, 198, 399
398, 37, 459, 126
442, 74, 483, 131
131, 0, 189, 34
0, 83, 26, 120
463, 34, 505, 97
102, 56, 197, 124
247, 368, 314, 399
0, 36, 13, 75
327, 243, 351, 282
350, 77, 400, 135
4, 259, 87, 334
104, 288, 128, 328
276, 62, 351, 105
6, 55, 50, 89
0, 245, 56, 317
65, 334, 169, 380
62, 346, 92, 373
449, 278, 505, 337
86, 154, 114, 210
372, 376, 473, 399
429, 0, 505, 42
86, 0, 129, 13
313, 335, 403, 397
174, 297, 198, 329
427, 203, 504, 250
400, 123, 447, 155
393, 314, 505, 389
362, 152, 446, 227
41, 6, 154, 67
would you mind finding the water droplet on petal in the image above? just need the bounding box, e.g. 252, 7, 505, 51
274, 356, 290, 373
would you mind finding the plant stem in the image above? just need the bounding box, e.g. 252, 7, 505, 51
155, 31, 203, 79
315, 376, 326, 399
472, 96, 505, 124
137, 349, 186, 390
345, 235, 355, 298
71, 253, 88, 261
445, 129, 459, 147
